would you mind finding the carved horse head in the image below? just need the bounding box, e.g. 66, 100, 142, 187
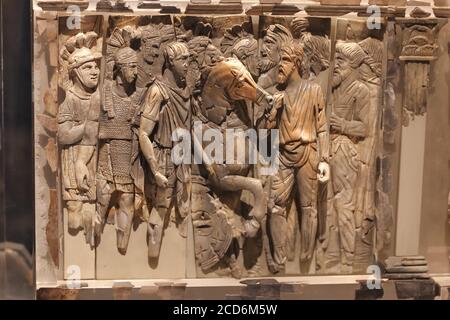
205, 58, 258, 103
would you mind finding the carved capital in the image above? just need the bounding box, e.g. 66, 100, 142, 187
398, 19, 439, 62
397, 18, 444, 119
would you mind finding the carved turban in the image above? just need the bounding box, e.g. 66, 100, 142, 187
140, 25, 160, 42
231, 38, 258, 60
263, 24, 293, 45
302, 33, 330, 70
359, 37, 383, 77
336, 41, 368, 68
291, 17, 310, 39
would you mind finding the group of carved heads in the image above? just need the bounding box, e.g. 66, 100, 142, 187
56, 16, 385, 277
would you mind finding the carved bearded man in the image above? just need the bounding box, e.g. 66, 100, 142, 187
96, 47, 141, 254
268, 40, 330, 272
230, 37, 259, 80
258, 24, 293, 99
58, 34, 101, 246
291, 17, 331, 94
329, 42, 371, 273
139, 42, 191, 259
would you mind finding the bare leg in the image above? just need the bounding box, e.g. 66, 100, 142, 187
147, 206, 169, 259
116, 192, 135, 254
66, 201, 83, 231
210, 175, 266, 238
148, 181, 174, 259
82, 202, 96, 247
95, 177, 113, 242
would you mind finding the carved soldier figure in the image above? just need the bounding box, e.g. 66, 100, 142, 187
96, 47, 141, 254
329, 42, 371, 273
136, 23, 178, 89
136, 25, 161, 89
139, 42, 191, 259
58, 32, 102, 246
267, 39, 330, 272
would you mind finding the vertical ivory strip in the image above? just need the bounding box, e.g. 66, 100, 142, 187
35, 12, 60, 287
395, 114, 427, 256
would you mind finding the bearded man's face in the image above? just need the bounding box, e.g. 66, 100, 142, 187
277, 51, 296, 85
332, 53, 351, 88
259, 37, 280, 74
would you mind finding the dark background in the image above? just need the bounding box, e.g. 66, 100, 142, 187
0, 0, 33, 253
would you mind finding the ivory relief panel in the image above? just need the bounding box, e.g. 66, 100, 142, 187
36, 12, 394, 280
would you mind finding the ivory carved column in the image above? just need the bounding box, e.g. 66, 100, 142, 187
395, 18, 441, 256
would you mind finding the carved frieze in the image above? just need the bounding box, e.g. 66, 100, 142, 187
31, 2, 447, 283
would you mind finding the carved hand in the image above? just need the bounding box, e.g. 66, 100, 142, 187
154, 172, 169, 188
75, 161, 90, 192
317, 162, 330, 184
361, 218, 374, 245
330, 113, 345, 134
206, 163, 227, 185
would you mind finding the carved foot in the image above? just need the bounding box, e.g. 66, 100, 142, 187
300, 252, 313, 263
268, 262, 282, 275
68, 211, 83, 231
67, 201, 83, 231
227, 257, 243, 279
83, 223, 94, 247
82, 206, 95, 246
117, 230, 131, 255
340, 264, 354, 274
147, 224, 163, 259
93, 214, 105, 244
244, 219, 260, 238
115, 207, 134, 254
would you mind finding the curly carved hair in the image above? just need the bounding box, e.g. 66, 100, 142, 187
280, 39, 305, 69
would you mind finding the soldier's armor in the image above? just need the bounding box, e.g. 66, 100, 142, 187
99, 89, 139, 140
98, 86, 142, 186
